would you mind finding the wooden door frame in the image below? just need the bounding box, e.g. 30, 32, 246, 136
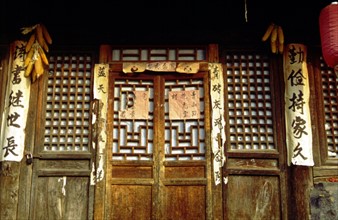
95, 44, 223, 220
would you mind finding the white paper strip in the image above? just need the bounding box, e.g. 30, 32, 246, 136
94, 64, 109, 100
146, 62, 176, 72
176, 62, 200, 74
284, 44, 314, 166
209, 63, 226, 185
91, 64, 109, 184
0, 41, 31, 162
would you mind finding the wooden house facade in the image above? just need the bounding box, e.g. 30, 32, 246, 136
0, 1, 338, 219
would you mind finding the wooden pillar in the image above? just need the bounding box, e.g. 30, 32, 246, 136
290, 165, 313, 220
99, 45, 112, 63
94, 44, 112, 220
208, 43, 223, 220
208, 44, 219, 63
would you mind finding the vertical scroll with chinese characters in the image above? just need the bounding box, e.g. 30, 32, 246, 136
284, 44, 314, 166
0, 41, 31, 162
209, 63, 226, 185
91, 64, 109, 185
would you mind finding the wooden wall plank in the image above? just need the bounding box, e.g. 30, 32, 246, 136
0, 162, 21, 220
17, 72, 39, 219
225, 175, 281, 220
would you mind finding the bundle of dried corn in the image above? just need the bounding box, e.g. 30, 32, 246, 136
21, 23, 52, 82
261, 23, 284, 54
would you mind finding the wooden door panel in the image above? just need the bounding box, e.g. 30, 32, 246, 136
32, 176, 90, 220
107, 72, 215, 219
225, 175, 280, 220
30, 51, 95, 220
164, 165, 205, 178
111, 185, 152, 220
165, 185, 206, 220
222, 51, 288, 219
111, 165, 152, 178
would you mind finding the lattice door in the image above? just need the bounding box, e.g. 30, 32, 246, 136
29, 51, 95, 220
107, 72, 213, 220
222, 51, 287, 220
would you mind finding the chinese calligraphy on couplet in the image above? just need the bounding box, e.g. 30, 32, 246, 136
284, 44, 314, 166
0, 41, 31, 162
209, 63, 226, 185
91, 64, 109, 185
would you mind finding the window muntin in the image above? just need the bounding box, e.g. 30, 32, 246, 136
225, 53, 275, 151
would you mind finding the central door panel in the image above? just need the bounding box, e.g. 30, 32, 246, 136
107, 72, 212, 219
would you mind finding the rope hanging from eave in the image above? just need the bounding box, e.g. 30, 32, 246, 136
244, 0, 248, 22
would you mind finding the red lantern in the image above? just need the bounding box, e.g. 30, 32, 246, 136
319, 2, 338, 73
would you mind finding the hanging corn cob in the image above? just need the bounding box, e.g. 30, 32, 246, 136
262, 23, 285, 54
21, 23, 52, 82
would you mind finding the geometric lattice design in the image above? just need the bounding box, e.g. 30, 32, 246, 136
112, 46, 207, 62
44, 54, 93, 151
320, 56, 338, 159
112, 79, 154, 160
225, 53, 275, 150
164, 79, 206, 160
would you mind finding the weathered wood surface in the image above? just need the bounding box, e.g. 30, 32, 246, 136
166, 185, 206, 220
27, 50, 95, 220
0, 162, 21, 220
290, 165, 313, 220
111, 185, 152, 220
17, 68, 40, 220
225, 175, 281, 220
31, 176, 89, 219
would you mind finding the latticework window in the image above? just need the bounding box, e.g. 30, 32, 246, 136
164, 79, 206, 161
319, 57, 338, 159
111, 77, 207, 161
112, 47, 207, 62
224, 53, 275, 151
112, 79, 154, 160
44, 53, 93, 151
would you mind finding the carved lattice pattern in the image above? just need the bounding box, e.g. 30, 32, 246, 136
164, 79, 206, 160
225, 53, 275, 150
112, 79, 154, 160
320, 57, 338, 159
44, 53, 92, 151
112, 47, 207, 62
